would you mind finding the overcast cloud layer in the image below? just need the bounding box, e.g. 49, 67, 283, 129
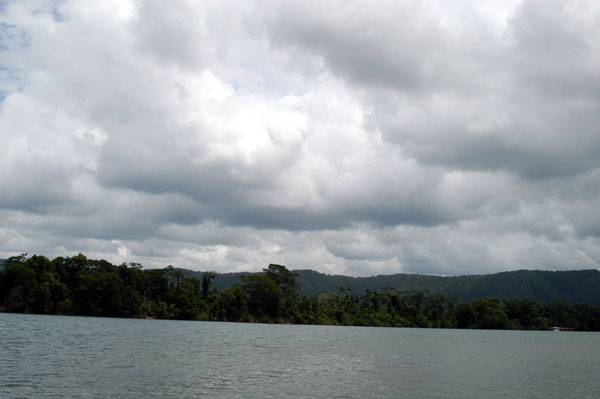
1, 0, 600, 275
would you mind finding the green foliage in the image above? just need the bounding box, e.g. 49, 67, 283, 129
185, 268, 600, 308
291, 269, 600, 306
241, 273, 283, 321
202, 271, 216, 299
1, 253, 599, 331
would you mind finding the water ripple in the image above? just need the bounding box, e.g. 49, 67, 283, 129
1, 314, 599, 398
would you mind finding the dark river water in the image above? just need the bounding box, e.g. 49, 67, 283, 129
1, 312, 599, 398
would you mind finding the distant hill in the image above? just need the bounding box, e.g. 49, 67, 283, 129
185, 268, 600, 306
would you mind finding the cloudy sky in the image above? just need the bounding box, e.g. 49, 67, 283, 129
1, 0, 600, 276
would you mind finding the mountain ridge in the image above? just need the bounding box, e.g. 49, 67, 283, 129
184, 268, 600, 306
3, 256, 598, 305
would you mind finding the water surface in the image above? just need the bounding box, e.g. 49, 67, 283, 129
1, 313, 599, 398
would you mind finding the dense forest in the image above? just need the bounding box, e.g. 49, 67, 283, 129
1, 254, 599, 331
193, 268, 600, 306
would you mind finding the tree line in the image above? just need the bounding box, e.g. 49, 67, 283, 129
1, 254, 599, 331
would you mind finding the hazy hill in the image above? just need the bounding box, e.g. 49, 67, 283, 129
185, 268, 600, 306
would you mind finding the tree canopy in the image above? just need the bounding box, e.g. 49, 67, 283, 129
1, 253, 599, 331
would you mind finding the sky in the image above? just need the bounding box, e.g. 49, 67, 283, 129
1, 0, 600, 276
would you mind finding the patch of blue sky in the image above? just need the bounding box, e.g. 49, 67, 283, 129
1, 22, 30, 50
30, 0, 66, 22
237, 56, 311, 98
0, 66, 25, 101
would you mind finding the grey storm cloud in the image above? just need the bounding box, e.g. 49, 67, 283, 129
258, 0, 600, 179
0, 0, 599, 275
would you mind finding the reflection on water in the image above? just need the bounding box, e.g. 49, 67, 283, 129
1, 313, 599, 398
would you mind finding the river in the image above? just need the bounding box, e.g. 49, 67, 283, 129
1, 312, 599, 398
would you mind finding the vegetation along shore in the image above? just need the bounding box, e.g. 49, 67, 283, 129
1, 254, 599, 331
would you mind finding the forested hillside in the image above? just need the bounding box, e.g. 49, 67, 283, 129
4, 256, 599, 305
2, 254, 599, 330
185, 269, 600, 306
